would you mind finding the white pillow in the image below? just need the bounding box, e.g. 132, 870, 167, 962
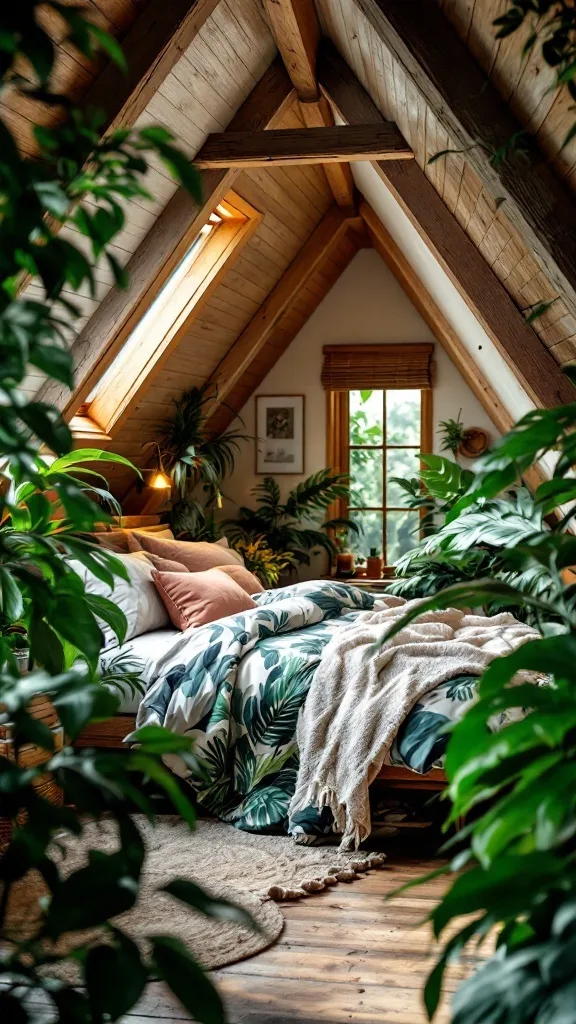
70, 550, 170, 650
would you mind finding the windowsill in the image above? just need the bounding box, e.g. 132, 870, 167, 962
69, 413, 111, 443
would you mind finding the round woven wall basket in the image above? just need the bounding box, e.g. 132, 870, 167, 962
0, 694, 63, 850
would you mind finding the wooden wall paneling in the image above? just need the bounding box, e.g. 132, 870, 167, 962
34, 58, 294, 416
356, 0, 576, 311
207, 222, 361, 436
318, 39, 576, 409
204, 205, 358, 423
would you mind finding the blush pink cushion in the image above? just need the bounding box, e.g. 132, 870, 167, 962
128, 532, 240, 571
215, 564, 264, 595
141, 551, 189, 573
153, 569, 257, 629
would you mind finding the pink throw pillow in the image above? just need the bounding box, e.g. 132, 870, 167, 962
152, 569, 257, 630
215, 564, 264, 595
128, 532, 241, 571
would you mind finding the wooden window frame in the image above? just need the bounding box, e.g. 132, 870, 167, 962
327, 387, 433, 568
71, 190, 261, 440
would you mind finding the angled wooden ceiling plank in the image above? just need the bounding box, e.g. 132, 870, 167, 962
318, 40, 575, 410
83, 0, 221, 136
208, 231, 362, 436
264, 0, 354, 205
351, 0, 576, 311
195, 124, 413, 167
204, 205, 358, 425
36, 58, 294, 416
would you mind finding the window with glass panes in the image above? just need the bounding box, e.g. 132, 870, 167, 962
346, 389, 431, 566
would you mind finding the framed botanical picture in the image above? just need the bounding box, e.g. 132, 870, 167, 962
255, 395, 305, 474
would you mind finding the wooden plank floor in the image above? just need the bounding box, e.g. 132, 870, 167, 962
126, 855, 482, 1024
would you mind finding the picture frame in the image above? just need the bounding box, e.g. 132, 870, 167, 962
255, 395, 305, 474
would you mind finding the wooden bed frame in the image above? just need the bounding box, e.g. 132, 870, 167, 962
75, 715, 448, 791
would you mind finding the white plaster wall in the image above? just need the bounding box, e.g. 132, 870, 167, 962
222, 248, 498, 577
225, 248, 497, 509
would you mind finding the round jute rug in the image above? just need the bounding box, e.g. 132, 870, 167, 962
4, 816, 373, 973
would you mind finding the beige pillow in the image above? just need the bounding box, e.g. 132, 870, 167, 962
127, 532, 241, 571
215, 564, 264, 595
141, 551, 189, 573
153, 569, 257, 630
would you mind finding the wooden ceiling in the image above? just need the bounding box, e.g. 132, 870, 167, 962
11, 0, 576, 499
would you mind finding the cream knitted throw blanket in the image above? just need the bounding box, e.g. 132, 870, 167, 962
289, 596, 539, 849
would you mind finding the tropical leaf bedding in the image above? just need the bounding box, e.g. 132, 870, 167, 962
130, 580, 485, 838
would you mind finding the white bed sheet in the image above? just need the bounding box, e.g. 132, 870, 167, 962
99, 628, 181, 713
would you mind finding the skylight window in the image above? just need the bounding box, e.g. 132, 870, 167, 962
72, 193, 260, 440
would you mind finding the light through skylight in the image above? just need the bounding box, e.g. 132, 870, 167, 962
86, 211, 222, 403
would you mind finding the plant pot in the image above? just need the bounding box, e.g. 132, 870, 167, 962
366, 555, 383, 579
14, 648, 30, 675
459, 427, 489, 459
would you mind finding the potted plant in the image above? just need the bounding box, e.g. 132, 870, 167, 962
152, 383, 249, 537
366, 547, 383, 580
3, 626, 30, 675
438, 410, 489, 460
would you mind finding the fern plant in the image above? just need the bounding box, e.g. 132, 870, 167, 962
223, 470, 358, 567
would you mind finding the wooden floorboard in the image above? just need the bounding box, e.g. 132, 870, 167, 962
124, 855, 482, 1024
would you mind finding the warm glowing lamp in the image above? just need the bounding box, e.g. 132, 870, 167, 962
144, 442, 171, 491
150, 470, 171, 490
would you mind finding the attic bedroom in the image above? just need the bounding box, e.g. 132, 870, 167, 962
2, 1, 576, 1023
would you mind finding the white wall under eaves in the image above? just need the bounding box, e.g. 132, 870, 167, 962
351, 162, 537, 424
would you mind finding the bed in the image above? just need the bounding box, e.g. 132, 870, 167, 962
77, 579, 490, 838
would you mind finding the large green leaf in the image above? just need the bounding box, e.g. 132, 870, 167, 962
152, 937, 225, 1024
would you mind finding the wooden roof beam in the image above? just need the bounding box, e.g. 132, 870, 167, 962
318, 40, 575, 411
264, 0, 354, 206
204, 205, 358, 425
83, 0, 220, 137
195, 124, 413, 168
264, 0, 319, 101
36, 58, 294, 416
351, 0, 576, 313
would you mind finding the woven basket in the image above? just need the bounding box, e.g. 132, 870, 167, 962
0, 694, 63, 849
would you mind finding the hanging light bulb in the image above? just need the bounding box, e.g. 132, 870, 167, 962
144, 442, 171, 490
150, 470, 171, 490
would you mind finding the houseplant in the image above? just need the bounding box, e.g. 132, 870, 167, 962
0, 6, 244, 1022
154, 383, 248, 538
385, 379, 576, 1022
224, 470, 358, 573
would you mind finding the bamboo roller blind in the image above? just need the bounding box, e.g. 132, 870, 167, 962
321, 343, 434, 390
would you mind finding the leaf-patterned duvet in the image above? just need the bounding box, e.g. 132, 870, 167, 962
135, 580, 479, 837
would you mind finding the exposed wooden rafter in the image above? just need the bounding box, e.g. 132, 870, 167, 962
195, 124, 413, 168
351, 0, 576, 313
300, 96, 354, 206
36, 59, 294, 416
82, 0, 221, 137
264, 0, 320, 100
318, 41, 576, 411
204, 205, 360, 426
264, 0, 355, 206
